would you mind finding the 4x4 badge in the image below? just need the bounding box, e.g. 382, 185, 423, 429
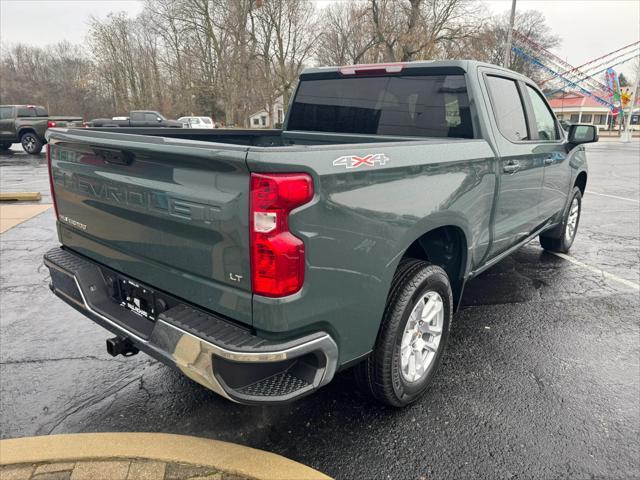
333, 153, 389, 169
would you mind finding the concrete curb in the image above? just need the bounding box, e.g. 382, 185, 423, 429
0, 433, 331, 480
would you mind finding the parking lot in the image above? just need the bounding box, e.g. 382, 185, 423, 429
1, 141, 638, 479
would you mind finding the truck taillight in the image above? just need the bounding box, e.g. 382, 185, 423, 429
47, 120, 56, 128
250, 173, 313, 297
47, 144, 59, 219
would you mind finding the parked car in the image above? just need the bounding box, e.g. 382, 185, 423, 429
44, 60, 597, 406
0, 105, 83, 154
88, 111, 183, 128
178, 116, 215, 129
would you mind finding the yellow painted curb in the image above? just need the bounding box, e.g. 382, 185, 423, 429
0, 433, 332, 480
0, 192, 41, 201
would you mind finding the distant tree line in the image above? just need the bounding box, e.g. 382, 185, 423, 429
0, 0, 559, 125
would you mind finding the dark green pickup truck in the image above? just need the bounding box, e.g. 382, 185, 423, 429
0, 105, 83, 154
88, 110, 183, 128
44, 61, 597, 407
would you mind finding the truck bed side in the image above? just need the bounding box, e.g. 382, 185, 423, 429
246, 138, 496, 362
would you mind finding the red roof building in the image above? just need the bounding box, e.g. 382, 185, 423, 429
549, 93, 613, 128
549, 91, 639, 130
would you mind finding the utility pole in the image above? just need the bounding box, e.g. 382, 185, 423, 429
621, 67, 639, 143
503, 0, 517, 68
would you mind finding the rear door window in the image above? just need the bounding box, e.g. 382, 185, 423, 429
16, 106, 47, 117
17, 107, 35, 117
287, 74, 474, 138
485, 76, 529, 142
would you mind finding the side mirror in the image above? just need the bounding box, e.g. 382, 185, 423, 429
156, 117, 162, 122
568, 124, 598, 145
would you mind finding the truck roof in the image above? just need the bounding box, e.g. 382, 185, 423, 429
0, 104, 46, 109
301, 59, 520, 78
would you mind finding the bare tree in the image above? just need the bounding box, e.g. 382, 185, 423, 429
0, 42, 111, 119
315, 1, 379, 66
368, 0, 481, 62
255, 0, 319, 111
457, 9, 560, 81
0, 0, 563, 125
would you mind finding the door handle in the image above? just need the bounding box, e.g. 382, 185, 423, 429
503, 160, 520, 174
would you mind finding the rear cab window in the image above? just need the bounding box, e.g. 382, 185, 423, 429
287, 72, 474, 139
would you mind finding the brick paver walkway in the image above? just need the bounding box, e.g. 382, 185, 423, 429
0, 459, 247, 480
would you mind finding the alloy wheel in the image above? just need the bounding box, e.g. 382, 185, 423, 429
565, 197, 580, 243
22, 135, 36, 153
400, 291, 444, 383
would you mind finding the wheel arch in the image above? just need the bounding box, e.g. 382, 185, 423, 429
18, 127, 37, 137
574, 170, 587, 195
18, 127, 43, 142
399, 223, 469, 311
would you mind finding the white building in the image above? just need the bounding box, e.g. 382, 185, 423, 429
249, 95, 284, 128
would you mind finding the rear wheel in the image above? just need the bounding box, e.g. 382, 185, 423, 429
539, 186, 582, 253
355, 259, 452, 407
20, 132, 43, 154
0, 142, 11, 151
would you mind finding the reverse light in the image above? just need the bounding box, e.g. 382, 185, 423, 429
250, 173, 314, 297
47, 144, 59, 219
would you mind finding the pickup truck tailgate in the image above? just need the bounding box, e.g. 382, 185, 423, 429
49, 117, 84, 128
47, 129, 252, 325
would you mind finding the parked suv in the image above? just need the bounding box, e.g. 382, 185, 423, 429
178, 116, 215, 128
44, 61, 597, 406
0, 105, 82, 154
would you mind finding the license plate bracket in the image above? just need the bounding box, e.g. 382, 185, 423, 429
116, 278, 157, 321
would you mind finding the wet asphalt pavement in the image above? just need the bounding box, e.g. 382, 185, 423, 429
1, 141, 639, 479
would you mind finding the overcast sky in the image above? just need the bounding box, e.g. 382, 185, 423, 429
1, 0, 639, 77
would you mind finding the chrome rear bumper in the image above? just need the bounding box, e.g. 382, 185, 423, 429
44, 247, 338, 404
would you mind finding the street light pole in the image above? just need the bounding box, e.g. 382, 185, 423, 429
503, 0, 517, 68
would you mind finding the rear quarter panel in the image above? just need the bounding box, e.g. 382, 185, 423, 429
247, 139, 496, 364
17, 118, 48, 140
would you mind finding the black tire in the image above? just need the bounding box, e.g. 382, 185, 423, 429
355, 259, 453, 407
20, 132, 44, 154
0, 142, 11, 151
539, 186, 582, 253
